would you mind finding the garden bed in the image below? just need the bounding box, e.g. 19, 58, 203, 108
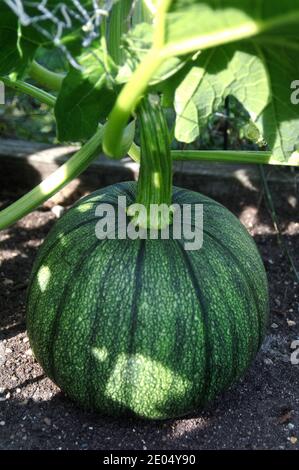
0, 174, 298, 450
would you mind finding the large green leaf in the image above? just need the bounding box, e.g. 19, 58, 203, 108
165, 0, 299, 55
55, 50, 118, 142
0, 4, 40, 75
116, 22, 188, 86
174, 44, 270, 143
165, 0, 299, 161
254, 45, 299, 159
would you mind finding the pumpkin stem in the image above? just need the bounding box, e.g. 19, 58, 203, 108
128, 94, 173, 230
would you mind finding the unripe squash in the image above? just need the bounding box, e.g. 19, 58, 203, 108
27, 182, 268, 419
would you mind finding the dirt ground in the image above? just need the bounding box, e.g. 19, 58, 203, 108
0, 175, 298, 450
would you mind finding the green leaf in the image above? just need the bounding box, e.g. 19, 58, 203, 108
2, 0, 115, 66
174, 44, 270, 143
55, 50, 118, 142
116, 22, 188, 86
0, 4, 40, 75
166, 1, 299, 161
254, 45, 299, 160
107, 0, 132, 65
103, 0, 299, 161
165, 0, 299, 56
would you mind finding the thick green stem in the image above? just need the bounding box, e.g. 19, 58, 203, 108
0, 76, 56, 107
107, 0, 131, 64
172, 150, 299, 166
126, 143, 299, 166
103, 50, 164, 158
128, 95, 172, 229
0, 126, 104, 231
29, 61, 64, 92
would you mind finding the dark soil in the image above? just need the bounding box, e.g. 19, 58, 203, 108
0, 176, 298, 450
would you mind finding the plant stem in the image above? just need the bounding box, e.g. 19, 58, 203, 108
29, 61, 64, 92
0, 76, 56, 107
103, 50, 164, 158
126, 143, 298, 166
153, 0, 172, 49
103, 0, 173, 158
172, 150, 299, 166
0, 126, 104, 231
107, 0, 131, 64
129, 95, 172, 229
223, 97, 230, 150
1, 75, 142, 163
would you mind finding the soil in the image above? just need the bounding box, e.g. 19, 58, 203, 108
0, 175, 298, 450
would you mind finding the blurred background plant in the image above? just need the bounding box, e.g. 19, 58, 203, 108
0, 48, 67, 143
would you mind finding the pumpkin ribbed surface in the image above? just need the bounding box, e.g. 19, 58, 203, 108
27, 182, 269, 419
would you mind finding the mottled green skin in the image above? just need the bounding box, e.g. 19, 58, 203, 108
27, 182, 269, 419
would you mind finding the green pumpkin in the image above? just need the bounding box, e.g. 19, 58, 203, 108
27, 181, 269, 420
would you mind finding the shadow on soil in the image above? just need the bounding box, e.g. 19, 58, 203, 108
1, 351, 299, 450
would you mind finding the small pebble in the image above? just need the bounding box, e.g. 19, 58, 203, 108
264, 358, 273, 365
288, 423, 295, 430
0, 421, 5, 426
44, 417, 51, 426
23, 337, 29, 343
25, 349, 33, 356
289, 437, 298, 445
271, 323, 279, 329
51, 205, 65, 219
287, 320, 296, 327
3, 278, 13, 286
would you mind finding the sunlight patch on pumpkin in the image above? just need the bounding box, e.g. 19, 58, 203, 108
92, 346, 108, 362
37, 266, 51, 292
105, 353, 191, 418
75, 203, 93, 213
